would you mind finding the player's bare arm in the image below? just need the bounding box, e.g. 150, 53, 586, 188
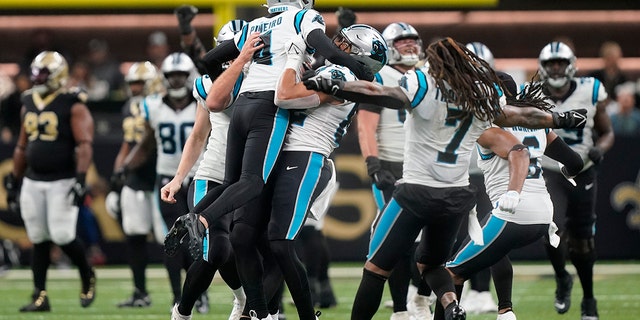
478, 127, 529, 194
206, 32, 263, 112
592, 100, 615, 154
357, 110, 381, 158
11, 106, 28, 179
70, 102, 94, 175
122, 122, 155, 170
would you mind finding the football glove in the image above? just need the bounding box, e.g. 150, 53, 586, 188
69, 173, 88, 207
175, 5, 198, 35
588, 146, 604, 165
552, 108, 587, 129
109, 169, 126, 193
3, 173, 21, 213
365, 156, 396, 190
302, 70, 345, 95
104, 191, 121, 219
559, 163, 578, 187
496, 190, 520, 214
336, 7, 357, 29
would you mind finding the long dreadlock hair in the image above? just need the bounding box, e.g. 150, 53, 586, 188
509, 71, 554, 112
426, 37, 503, 122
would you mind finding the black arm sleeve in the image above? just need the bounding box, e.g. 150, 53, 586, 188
201, 40, 240, 79
336, 89, 405, 110
544, 136, 584, 176
306, 29, 374, 81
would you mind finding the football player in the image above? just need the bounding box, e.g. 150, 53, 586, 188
6, 51, 96, 312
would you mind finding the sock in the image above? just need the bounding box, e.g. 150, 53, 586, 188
491, 256, 513, 310
164, 251, 185, 302
59, 239, 92, 291
231, 223, 268, 318
270, 240, 315, 320
219, 254, 243, 290
351, 269, 387, 320
127, 235, 148, 293
470, 267, 491, 292
545, 238, 569, 278
179, 259, 216, 315
32, 241, 53, 291
388, 253, 411, 312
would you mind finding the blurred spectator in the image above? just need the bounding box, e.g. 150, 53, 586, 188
19, 28, 71, 76
147, 31, 171, 68
67, 60, 109, 102
0, 74, 30, 143
610, 82, 640, 137
86, 39, 125, 101
589, 41, 627, 101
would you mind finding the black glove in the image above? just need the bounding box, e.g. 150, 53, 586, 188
552, 108, 587, 129
109, 169, 127, 193
365, 156, 397, 190
3, 173, 21, 213
302, 70, 345, 95
588, 146, 604, 165
175, 5, 198, 35
69, 173, 88, 207
336, 7, 357, 30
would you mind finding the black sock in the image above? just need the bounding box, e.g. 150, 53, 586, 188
569, 242, 596, 299
491, 256, 513, 310
388, 253, 411, 312
127, 235, 148, 293
422, 265, 455, 300
270, 240, 316, 320
470, 267, 491, 292
351, 269, 387, 320
164, 251, 185, 301
59, 239, 92, 291
219, 253, 242, 290
32, 241, 53, 291
231, 223, 268, 318
545, 239, 569, 277
179, 259, 216, 315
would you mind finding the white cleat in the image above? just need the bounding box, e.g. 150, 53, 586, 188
496, 310, 517, 320
171, 304, 192, 320
228, 297, 246, 320
390, 311, 413, 320
249, 310, 272, 320
408, 294, 433, 319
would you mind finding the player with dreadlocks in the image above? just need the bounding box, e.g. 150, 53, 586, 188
303, 37, 588, 320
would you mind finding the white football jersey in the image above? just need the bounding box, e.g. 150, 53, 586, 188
283, 65, 358, 157
478, 126, 553, 224
399, 67, 493, 188
234, 7, 325, 93
372, 65, 407, 163
540, 77, 607, 173
142, 95, 199, 176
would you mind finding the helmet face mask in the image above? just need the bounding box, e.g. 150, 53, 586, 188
30, 51, 69, 95
337, 24, 388, 75
125, 61, 158, 97
161, 53, 196, 99
538, 41, 576, 88
382, 22, 423, 67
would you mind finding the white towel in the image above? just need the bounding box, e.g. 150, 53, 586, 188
468, 206, 484, 245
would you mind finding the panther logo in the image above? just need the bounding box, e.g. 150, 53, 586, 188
330, 69, 347, 81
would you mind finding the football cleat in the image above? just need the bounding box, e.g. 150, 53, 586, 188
172, 303, 193, 320
554, 273, 573, 314
318, 279, 337, 308
19, 290, 51, 312
581, 297, 599, 320
228, 296, 246, 320
496, 310, 517, 320
164, 213, 192, 256
390, 311, 412, 320
117, 288, 151, 307
195, 291, 210, 314
80, 268, 97, 308
444, 301, 466, 320
408, 293, 433, 319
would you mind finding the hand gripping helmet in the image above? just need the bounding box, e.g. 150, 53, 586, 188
338, 24, 388, 74
266, 0, 314, 14
161, 52, 197, 99
30, 51, 69, 95
538, 41, 577, 88
125, 61, 160, 97
382, 22, 424, 67
465, 42, 495, 69
215, 19, 247, 69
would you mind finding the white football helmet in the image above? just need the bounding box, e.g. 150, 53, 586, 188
215, 19, 247, 46
465, 42, 495, 69
538, 41, 577, 88
161, 52, 197, 98
382, 22, 424, 67
125, 61, 159, 97
30, 51, 69, 95
338, 24, 388, 74
192, 74, 212, 107
266, 0, 313, 13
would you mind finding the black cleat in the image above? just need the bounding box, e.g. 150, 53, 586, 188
20, 290, 51, 312
165, 213, 205, 260
117, 288, 151, 307
554, 273, 573, 314
444, 301, 466, 320
80, 268, 96, 308
581, 297, 599, 320
164, 214, 190, 256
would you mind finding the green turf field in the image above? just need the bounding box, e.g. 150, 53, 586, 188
0, 262, 639, 320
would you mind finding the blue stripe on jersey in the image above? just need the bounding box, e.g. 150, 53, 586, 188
237, 25, 249, 49
410, 69, 428, 108
545, 128, 550, 134
374, 73, 383, 84
368, 198, 403, 259
294, 10, 308, 34
592, 79, 601, 105
478, 145, 495, 160
232, 73, 244, 103
263, 108, 290, 182
286, 152, 324, 240
193, 179, 208, 206
142, 98, 150, 121
195, 77, 207, 100
371, 184, 386, 212
446, 215, 507, 268
202, 228, 210, 261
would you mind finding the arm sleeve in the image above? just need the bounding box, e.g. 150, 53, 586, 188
306, 29, 373, 81
201, 40, 240, 79
544, 136, 584, 176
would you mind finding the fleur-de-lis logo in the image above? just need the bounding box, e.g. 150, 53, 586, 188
611, 172, 640, 230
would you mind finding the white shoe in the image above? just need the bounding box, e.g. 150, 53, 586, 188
390, 311, 412, 320
496, 310, 517, 320
459, 289, 478, 313
249, 310, 272, 320
474, 291, 499, 314
228, 297, 245, 320
407, 284, 418, 302
408, 294, 433, 319
171, 304, 192, 320
384, 299, 394, 308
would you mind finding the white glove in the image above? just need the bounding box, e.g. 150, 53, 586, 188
284, 35, 308, 72
497, 190, 520, 214
105, 191, 121, 219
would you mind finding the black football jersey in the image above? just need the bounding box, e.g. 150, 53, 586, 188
120, 98, 156, 191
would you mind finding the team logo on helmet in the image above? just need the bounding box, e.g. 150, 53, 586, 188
330, 69, 347, 81
371, 39, 388, 66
